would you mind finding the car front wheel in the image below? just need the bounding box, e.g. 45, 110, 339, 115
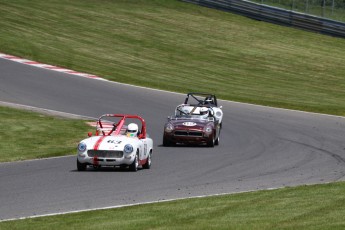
77, 159, 87, 171
207, 136, 215, 147
129, 152, 139, 172
215, 136, 219, 145
163, 136, 171, 146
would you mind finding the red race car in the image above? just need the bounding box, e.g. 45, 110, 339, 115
163, 93, 223, 147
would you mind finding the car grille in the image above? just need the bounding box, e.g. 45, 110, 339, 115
87, 150, 123, 158
174, 131, 203, 137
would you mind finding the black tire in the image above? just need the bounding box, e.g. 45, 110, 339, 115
163, 136, 171, 147
143, 151, 152, 169
129, 152, 139, 172
215, 123, 221, 146
77, 159, 87, 171
215, 136, 219, 145
207, 135, 215, 147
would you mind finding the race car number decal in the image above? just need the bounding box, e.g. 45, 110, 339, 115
182, 122, 197, 126
107, 140, 122, 144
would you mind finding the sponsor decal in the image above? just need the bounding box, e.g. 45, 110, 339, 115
183, 122, 197, 127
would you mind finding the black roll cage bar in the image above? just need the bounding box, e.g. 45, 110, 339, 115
184, 92, 218, 107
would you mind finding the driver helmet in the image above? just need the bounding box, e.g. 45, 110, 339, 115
127, 123, 138, 137
199, 107, 209, 118
205, 97, 213, 104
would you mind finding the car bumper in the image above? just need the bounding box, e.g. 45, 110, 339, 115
164, 133, 212, 144
77, 154, 135, 166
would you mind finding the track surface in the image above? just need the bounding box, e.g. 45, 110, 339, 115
1, 58, 345, 220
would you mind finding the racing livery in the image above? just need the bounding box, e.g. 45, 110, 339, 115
77, 114, 153, 171
163, 93, 223, 147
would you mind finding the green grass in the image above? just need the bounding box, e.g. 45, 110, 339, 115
1, 182, 345, 229
0, 106, 92, 162
0, 0, 345, 116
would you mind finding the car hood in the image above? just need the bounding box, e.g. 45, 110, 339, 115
168, 119, 212, 129
80, 135, 138, 151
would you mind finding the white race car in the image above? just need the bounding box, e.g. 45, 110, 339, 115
77, 114, 153, 171
183, 92, 223, 124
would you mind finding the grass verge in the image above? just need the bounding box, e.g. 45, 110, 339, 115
0, 106, 92, 162
0, 0, 345, 116
1, 182, 345, 229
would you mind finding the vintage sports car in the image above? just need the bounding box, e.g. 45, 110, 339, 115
163, 94, 223, 147
77, 114, 153, 171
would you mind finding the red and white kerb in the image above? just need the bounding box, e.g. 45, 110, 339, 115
0, 53, 107, 81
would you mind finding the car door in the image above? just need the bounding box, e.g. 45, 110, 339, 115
215, 120, 221, 139
143, 138, 149, 159
139, 138, 148, 160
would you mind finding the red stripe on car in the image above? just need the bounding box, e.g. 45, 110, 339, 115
139, 159, 147, 165
94, 136, 106, 150
93, 156, 99, 166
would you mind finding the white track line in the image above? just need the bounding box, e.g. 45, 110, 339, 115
0, 101, 95, 120
0, 187, 281, 222
1, 180, 335, 223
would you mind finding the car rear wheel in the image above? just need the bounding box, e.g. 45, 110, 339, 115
129, 152, 139, 172
143, 151, 152, 169
77, 159, 87, 171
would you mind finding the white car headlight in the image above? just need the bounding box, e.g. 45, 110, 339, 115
124, 144, 134, 154
204, 126, 213, 134
215, 111, 222, 118
165, 123, 174, 133
77, 142, 87, 152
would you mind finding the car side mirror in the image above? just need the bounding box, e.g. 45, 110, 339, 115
88, 132, 93, 137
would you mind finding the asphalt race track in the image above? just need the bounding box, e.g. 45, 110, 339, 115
1, 57, 345, 221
